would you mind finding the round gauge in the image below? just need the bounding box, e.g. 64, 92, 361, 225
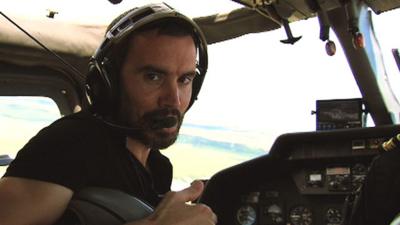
326, 208, 342, 224
265, 204, 284, 224
289, 205, 312, 225
236, 205, 257, 225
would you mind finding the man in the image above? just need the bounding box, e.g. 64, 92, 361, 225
0, 3, 216, 225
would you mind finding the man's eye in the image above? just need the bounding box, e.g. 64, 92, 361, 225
145, 73, 161, 81
180, 75, 195, 85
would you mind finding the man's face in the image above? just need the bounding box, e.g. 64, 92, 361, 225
118, 30, 197, 149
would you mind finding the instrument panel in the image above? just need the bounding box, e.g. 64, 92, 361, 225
200, 125, 400, 225
236, 161, 368, 225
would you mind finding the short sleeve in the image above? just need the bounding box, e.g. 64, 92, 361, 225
4, 112, 108, 191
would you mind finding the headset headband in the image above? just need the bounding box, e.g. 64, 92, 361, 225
94, 3, 208, 76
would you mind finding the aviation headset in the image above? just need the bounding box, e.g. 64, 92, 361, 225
85, 3, 208, 117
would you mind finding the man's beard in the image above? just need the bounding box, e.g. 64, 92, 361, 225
118, 105, 184, 150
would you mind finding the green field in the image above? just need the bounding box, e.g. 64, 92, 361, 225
163, 142, 257, 184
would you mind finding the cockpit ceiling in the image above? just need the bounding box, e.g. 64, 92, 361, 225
367, 0, 400, 14
194, 7, 281, 44
231, 0, 400, 18
231, 0, 317, 19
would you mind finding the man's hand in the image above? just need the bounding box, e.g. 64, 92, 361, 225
127, 180, 217, 225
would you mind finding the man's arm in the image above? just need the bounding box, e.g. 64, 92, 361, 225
0, 177, 73, 225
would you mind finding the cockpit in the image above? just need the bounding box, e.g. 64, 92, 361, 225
0, 0, 400, 225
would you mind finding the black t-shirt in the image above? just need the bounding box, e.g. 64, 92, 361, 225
4, 110, 172, 207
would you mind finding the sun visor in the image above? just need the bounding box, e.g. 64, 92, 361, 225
194, 7, 281, 44
366, 0, 400, 14
0, 15, 104, 81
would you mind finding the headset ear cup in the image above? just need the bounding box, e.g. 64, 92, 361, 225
85, 61, 113, 115
189, 71, 201, 106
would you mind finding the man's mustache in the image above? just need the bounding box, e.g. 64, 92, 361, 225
142, 108, 182, 129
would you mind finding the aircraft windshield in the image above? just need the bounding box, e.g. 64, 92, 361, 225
166, 17, 362, 188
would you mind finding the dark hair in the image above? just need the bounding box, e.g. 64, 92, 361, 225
106, 13, 198, 76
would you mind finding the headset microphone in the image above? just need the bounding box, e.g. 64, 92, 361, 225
99, 115, 178, 132
100, 117, 142, 131
151, 117, 178, 129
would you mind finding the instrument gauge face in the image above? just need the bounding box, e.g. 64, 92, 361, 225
265, 204, 284, 224
326, 208, 342, 224
289, 205, 312, 225
236, 205, 257, 225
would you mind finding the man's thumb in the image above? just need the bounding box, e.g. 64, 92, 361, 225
180, 180, 204, 202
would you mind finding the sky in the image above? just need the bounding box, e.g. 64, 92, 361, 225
1, 0, 399, 147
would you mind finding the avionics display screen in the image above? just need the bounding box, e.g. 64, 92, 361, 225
317, 99, 362, 122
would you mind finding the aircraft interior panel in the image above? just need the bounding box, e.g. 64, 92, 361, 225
200, 125, 400, 225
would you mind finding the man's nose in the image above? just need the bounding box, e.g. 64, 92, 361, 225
159, 81, 181, 108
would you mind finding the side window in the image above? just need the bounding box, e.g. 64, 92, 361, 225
0, 96, 61, 176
